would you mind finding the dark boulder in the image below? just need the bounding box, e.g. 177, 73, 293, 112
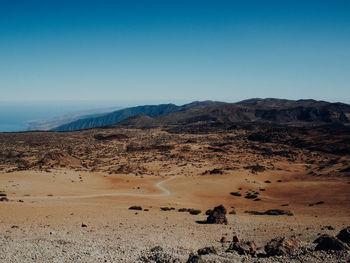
314, 234, 349, 251
188, 209, 201, 215
205, 205, 227, 224
337, 227, 350, 244
226, 234, 256, 256
129, 206, 142, 210
186, 253, 202, 263
0, 197, 9, 202
265, 236, 299, 256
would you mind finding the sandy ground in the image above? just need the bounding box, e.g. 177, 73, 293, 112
1, 168, 349, 262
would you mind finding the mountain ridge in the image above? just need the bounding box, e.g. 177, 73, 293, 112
52, 98, 350, 131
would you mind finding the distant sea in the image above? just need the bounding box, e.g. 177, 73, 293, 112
0, 101, 122, 132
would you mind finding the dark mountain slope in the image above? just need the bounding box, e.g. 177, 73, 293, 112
52, 101, 225, 131
118, 99, 350, 128
237, 98, 350, 123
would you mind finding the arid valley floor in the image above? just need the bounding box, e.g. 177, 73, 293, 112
0, 122, 349, 262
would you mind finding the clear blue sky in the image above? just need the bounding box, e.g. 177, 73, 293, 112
0, 0, 349, 104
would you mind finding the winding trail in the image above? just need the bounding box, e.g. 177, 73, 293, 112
12, 175, 178, 200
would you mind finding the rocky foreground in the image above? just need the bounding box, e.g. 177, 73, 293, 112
0, 204, 349, 263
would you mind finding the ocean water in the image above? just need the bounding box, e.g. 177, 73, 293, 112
0, 101, 122, 132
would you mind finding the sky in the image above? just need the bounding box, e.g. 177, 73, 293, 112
0, 0, 349, 104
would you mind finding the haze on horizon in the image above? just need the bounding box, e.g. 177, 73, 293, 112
0, 0, 349, 104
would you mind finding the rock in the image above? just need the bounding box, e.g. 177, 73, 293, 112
230, 192, 242, 197
245, 194, 258, 199
315, 201, 325, 205
150, 246, 163, 252
229, 209, 236, 215
197, 246, 217, 255
205, 205, 227, 224
323, 225, 334, 230
337, 227, 350, 244
264, 209, 293, 216
188, 209, 201, 215
141, 248, 181, 263
129, 206, 142, 210
265, 236, 299, 256
220, 236, 227, 243
209, 168, 223, 174
81, 223, 87, 227
245, 209, 293, 216
205, 209, 212, 215
314, 234, 349, 251
0, 197, 9, 202
160, 207, 175, 211
186, 253, 202, 263
227, 235, 256, 256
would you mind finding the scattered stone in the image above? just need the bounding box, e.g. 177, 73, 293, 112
160, 207, 175, 211
314, 234, 349, 251
315, 201, 325, 205
230, 192, 242, 197
245, 209, 293, 216
94, 133, 128, 141
205, 205, 227, 224
81, 223, 87, 228
229, 209, 236, 214
129, 206, 142, 210
197, 246, 217, 255
264, 209, 293, 216
188, 209, 201, 215
264, 180, 271, 183
227, 234, 256, 256
150, 246, 163, 253
265, 236, 299, 256
245, 194, 258, 199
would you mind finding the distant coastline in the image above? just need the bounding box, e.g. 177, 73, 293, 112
0, 101, 122, 132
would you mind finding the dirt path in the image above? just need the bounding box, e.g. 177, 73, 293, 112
11, 175, 178, 200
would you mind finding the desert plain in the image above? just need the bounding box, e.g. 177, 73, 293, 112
0, 122, 349, 262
